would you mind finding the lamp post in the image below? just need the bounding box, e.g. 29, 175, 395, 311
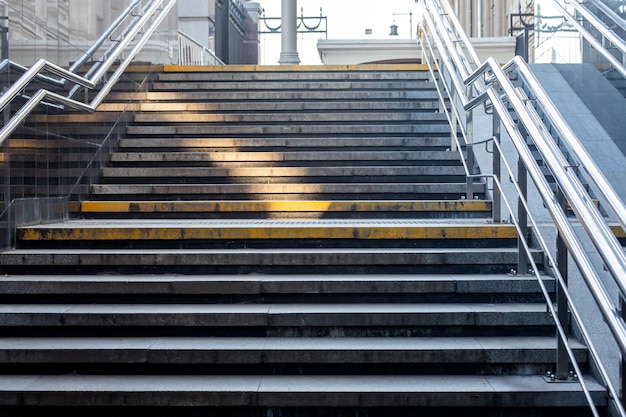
278, 0, 300, 64
391, 11, 413, 39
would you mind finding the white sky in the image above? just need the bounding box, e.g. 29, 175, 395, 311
258, 0, 418, 64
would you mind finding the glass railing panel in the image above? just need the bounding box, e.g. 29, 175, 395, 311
0, 0, 179, 249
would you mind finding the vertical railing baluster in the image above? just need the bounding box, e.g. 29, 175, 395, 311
465, 84, 474, 200
622, 295, 626, 409
516, 123, 529, 275
556, 188, 570, 380
492, 110, 502, 223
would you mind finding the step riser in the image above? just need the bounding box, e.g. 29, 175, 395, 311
1, 362, 573, 379
99, 102, 442, 112
150, 82, 437, 91
109, 91, 442, 101
76, 201, 493, 220
125, 125, 455, 137
132, 113, 448, 124
157, 73, 433, 82
117, 137, 454, 149
0, 383, 603, 410
0, 251, 543, 275
0, 292, 550, 305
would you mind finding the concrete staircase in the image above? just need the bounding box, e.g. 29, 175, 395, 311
0, 65, 605, 416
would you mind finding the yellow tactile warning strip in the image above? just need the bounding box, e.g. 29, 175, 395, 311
163, 64, 430, 73
611, 225, 626, 238
18, 219, 517, 241
80, 200, 492, 214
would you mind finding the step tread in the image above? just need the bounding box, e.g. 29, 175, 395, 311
0, 247, 539, 258
0, 303, 555, 327
150, 81, 434, 90
0, 303, 550, 314
79, 200, 491, 214
0, 374, 605, 408
116, 137, 452, 148
98, 102, 440, 112
0, 273, 552, 295
100, 167, 465, 177
132, 113, 447, 123
17, 219, 517, 241
109, 151, 461, 161
90, 183, 483, 194
0, 336, 580, 351
110, 91, 440, 101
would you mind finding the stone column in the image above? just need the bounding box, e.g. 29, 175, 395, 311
278, 0, 300, 64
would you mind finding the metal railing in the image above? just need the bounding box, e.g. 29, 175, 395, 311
178, 30, 224, 66
549, 0, 626, 77
417, 0, 626, 415
0, 0, 177, 147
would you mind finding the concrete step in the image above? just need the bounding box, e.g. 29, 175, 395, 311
0, 303, 553, 328
31, 112, 133, 124
99, 167, 467, 184
151, 80, 435, 90
36, 110, 447, 125
109, 90, 441, 102
89, 183, 486, 201
116, 137, 453, 150
16, 219, 517, 246
0, 374, 604, 409
0, 336, 585, 369
0, 273, 554, 305
0, 248, 543, 275
131, 112, 448, 124
108, 151, 461, 164
156, 68, 432, 82
160, 64, 429, 77
78, 200, 493, 219
97, 101, 441, 113
0, 273, 552, 297
125, 124, 454, 137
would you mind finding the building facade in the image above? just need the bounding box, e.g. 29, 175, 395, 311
1, 0, 260, 67
178, 0, 261, 65
449, 0, 534, 38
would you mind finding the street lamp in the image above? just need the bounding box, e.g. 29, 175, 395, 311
391, 11, 413, 39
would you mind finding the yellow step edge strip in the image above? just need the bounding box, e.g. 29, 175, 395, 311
18, 225, 518, 241
163, 64, 430, 73
611, 225, 626, 238
81, 201, 492, 214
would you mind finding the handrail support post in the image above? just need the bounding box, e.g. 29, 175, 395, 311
517, 122, 530, 275
492, 103, 502, 223
556, 188, 570, 380
622, 294, 626, 406
450, 85, 458, 152
465, 87, 474, 200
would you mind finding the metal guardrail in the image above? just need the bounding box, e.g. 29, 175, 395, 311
0, 0, 177, 148
549, 0, 626, 78
178, 30, 224, 66
417, 0, 626, 415
587, 0, 626, 32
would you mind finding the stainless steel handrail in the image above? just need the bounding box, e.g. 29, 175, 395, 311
0, 0, 177, 148
564, 0, 626, 54
0, 0, 141, 85
549, 0, 626, 78
68, 0, 152, 99
420, 17, 624, 415
418, 0, 626, 415
67, 0, 142, 75
0, 59, 65, 88
587, 0, 626, 32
